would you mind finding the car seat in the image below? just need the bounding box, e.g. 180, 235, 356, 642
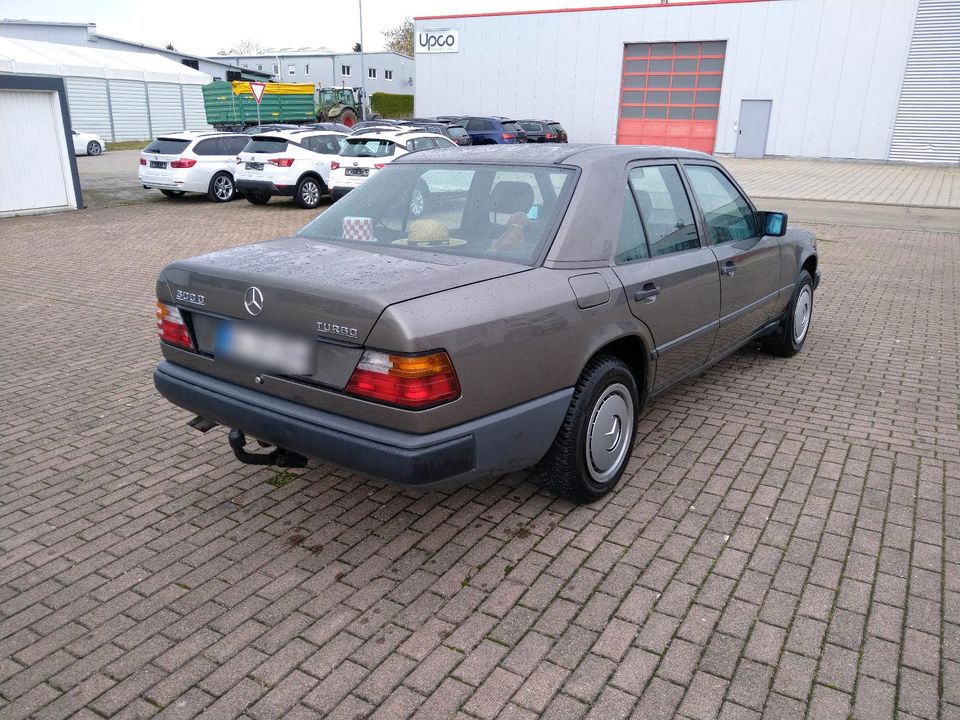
483, 181, 535, 252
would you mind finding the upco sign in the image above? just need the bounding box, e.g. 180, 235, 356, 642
416, 29, 459, 53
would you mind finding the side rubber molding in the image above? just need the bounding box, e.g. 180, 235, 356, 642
154, 361, 573, 488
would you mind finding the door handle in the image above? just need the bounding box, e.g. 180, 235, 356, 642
634, 283, 661, 303
720, 262, 737, 277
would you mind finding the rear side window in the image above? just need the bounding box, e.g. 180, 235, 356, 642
616, 188, 650, 264
145, 138, 190, 154
466, 118, 491, 131
341, 139, 396, 158
246, 137, 289, 154
302, 135, 341, 154
628, 165, 700, 256
222, 136, 249, 155
193, 138, 224, 156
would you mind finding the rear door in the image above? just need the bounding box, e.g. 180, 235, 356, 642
611, 162, 720, 392
682, 162, 781, 356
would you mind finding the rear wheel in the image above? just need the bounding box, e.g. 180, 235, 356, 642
338, 109, 358, 128
245, 192, 270, 205
409, 180, 431, 217
294, 176, 324, 209
208, 172, 236, 202
539, 356, 639, 502
160, 189, 184, 198
86, 141, 103, 156
763, 269, 814, 357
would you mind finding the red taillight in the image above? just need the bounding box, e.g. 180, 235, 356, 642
501, 133, 516, 140
155, 302, 194, 350
330, 160, 340, 170
373, 163, 385, 170
170, 158, 197, 168
545, 133, 557, 140
139, 157, 147, 165
345, 350, 460, 409
268, 158, 295, 167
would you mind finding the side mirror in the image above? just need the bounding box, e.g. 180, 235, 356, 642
761, 211, 788, 237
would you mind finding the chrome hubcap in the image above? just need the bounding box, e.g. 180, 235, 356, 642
215, 176, 232, 200
794, 286, 812, 343
586, 383, 634, 484
302, 182, 319, 206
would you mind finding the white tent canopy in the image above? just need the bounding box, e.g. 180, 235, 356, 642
0, 36, 212, 85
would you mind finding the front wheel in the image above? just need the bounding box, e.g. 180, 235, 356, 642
208, 172, 236, 202
763, 269, 813, 357
87, 141, 103, 156
294, 176, 323, 209
538, 356, 639, 502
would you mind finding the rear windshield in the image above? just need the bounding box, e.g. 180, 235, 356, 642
502, 122, 523, 135
144, 138, 190, 154
549, 122, 565, 133
297, 163, 578, 266
447, 126, 469, 138
519, 122, 543, 132
341, 138, 396, 158
245, 137, 289, 153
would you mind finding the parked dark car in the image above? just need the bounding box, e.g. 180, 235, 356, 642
405, 120, 473, 146
547, 121, 568, 143
517, 120, 560, 143
154, 144, 819, 502
457, 117, 528, 144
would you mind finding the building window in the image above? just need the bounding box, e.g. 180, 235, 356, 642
257, 64, 262, 71
341, 64, 351, 76
385, 70, 393, 81
305, 63, 310, 76
288, 63, 296, 76
181, 58, 199, 70
368, 68, 377, 79
273, 63, 278, 74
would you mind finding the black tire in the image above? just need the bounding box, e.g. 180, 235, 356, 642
409, 180, 431, 217
763, 269, 814, 357
208, 172, 236, 202
87, 141, 103, 156
160, 189, 184, 198
338, 109, 359, 128
294, 176, 324, 209
538, 355, 640, 503
245, 192, 270, 205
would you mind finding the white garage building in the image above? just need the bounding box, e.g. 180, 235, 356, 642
414, 0, 960, 163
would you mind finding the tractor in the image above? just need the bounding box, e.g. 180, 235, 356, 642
316, 87, 369, 127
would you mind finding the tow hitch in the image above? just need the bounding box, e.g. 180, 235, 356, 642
227, 428, 308, 468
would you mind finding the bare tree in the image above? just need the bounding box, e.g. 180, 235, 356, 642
216, 39, 269, 56
165, 42, 176, 51
382, 18, 413, 57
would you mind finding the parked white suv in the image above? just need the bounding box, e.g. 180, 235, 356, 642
139, 132, 249, 202
235, 129, 346, 209
329, 129, 457, 200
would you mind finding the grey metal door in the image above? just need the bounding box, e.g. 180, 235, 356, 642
735, 100, 772, 159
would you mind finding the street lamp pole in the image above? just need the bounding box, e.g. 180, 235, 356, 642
358, 0, 367, 120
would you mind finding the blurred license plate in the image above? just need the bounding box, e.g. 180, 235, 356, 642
150, 161, 166, 169
345, 168, 369, 177
245, 162, 264, 170
215, 322, 314, 375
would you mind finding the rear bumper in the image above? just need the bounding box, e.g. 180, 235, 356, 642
236, 179, 295, 197
154, 361, 572, 489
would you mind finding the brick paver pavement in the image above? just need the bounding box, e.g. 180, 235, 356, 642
0, 198, 957, 719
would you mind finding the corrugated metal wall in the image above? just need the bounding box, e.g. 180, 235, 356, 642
63, 77, 111, 138
889, 0, 960, 163
415, 0, 920, 161
62, 77, 212, 141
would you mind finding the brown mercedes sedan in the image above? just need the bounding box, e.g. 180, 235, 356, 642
154, 144, 820, 502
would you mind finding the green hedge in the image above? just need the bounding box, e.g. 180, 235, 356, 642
370, 92, 414, 119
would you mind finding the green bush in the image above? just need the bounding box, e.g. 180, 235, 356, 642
370, 92, 414, 119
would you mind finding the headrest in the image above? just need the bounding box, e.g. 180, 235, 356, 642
487, 181, 534, 215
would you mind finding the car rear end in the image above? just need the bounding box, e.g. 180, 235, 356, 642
235, 134, 299, 198
499, 120, 527, 144
139, 136, 201, 192
445, 124, 472, 146
328, 136, 400, 200
547, 122, 568, 142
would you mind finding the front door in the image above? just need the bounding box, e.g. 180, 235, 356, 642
683, 162, 781, 356
735, 100, 772, 158
611, 163, 720, 392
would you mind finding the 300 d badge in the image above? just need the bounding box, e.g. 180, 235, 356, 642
175, 289, 205, 305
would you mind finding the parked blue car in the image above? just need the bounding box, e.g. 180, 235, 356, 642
458, 116, 528, 144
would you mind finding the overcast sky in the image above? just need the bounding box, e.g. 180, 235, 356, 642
1, 0, 702, 55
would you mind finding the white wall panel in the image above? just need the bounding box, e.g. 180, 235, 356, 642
147, 83, 182, 136
63, 76, 111, 137
181, 85, 211, 132
416, 0, 920, 160
107, 79, 149, 140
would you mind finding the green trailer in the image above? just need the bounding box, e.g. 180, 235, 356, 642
202, 81, 316, 127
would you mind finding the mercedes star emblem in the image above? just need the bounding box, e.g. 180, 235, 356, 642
244, 286, 264, 316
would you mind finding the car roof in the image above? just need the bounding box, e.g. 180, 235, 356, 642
391, 143, 713, 167
154, 131, 244, 141
282, 129, 347, 139
346, 129, 451, 142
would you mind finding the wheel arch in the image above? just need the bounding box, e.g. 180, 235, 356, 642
581, 331, 654, 401
297, 171, 328, 192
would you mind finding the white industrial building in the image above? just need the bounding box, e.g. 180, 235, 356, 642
217, 49, 415, 94
414, 0, 960, 163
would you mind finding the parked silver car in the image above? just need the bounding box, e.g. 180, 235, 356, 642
154, 145, 820, 502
